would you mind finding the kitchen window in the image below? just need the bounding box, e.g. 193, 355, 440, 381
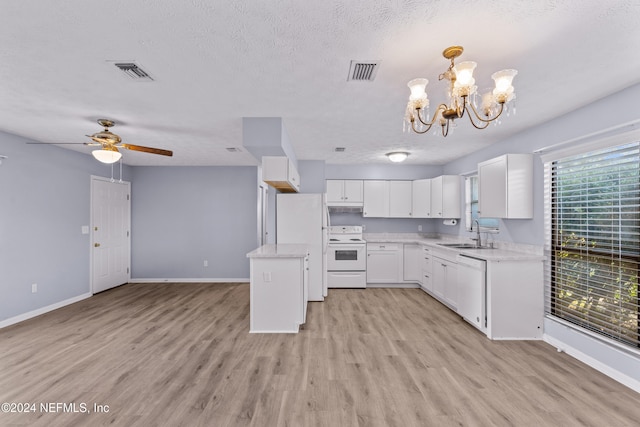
544, 140, 639, 349
464, 175, 499, 232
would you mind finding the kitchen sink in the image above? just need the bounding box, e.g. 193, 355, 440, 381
437, 243, 494, 249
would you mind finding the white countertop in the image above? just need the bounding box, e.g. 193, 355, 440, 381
364, 234, 545, 262
246, 244, 309, 259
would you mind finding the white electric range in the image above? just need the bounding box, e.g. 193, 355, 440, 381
327, 226, 366, 288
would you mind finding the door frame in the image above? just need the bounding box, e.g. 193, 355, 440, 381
90, 175, 131, 294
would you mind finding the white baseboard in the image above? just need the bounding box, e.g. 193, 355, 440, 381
544, 334, 640, 394
366, 283, 420, 289
0, 293, 92, 329
128, 278, 250, 283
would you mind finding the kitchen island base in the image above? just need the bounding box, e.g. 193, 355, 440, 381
247, 244, 309, 333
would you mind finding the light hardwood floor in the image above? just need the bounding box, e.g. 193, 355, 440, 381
1, 283, 638, 426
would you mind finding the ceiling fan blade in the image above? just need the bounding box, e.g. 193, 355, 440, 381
26, 142, 87, 145
120, 143, 173, 157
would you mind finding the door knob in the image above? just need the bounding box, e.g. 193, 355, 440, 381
94, 243, 100, 247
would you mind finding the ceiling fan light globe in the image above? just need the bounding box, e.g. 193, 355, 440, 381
92, 149, 122, 164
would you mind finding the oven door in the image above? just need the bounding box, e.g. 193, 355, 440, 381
327, 244, 366, 271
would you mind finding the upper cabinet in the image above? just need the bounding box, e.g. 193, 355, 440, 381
389, 181, 413, 218
262, 156, 300, 193
412, 178, 431, 218
335, 176, 461, 219
431, 175, 461, 218
478, 154, 533, 219
363, 180, 413, 218
363, 180, 389, 217
326, 180, 363, 207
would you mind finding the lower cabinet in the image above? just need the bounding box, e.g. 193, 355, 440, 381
432, 251, 458, 310
367, 243, 402, 283
485, 260, 543, 339
364, 240, 544, 340
403, 244, 422, 283
249, 253, 308, 333
421, 246, 432, 292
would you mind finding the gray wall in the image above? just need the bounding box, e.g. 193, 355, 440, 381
130, 166, 258, 279
0, 131, 131, 323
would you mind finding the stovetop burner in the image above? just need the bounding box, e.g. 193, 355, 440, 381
327, 225, 365, 245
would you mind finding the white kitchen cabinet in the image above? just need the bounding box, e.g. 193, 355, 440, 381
421, 246, 433, 292
478, 154, 533, 219
363, 180, 389, 217
389, 181, 413, 218
248, 249, 308, 333
485, 259, 543, 339
412, 179, 431, 218
262, 156, 300, 193
432, 250, 458, 310
366, 243, 402, 283
326, 180, 363, 206
430, 175, 461, 218
402, 243, 421, 282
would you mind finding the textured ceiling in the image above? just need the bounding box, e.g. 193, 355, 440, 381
1, 1, 639, 166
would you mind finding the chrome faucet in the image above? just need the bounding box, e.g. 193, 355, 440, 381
472, 219, 482, 248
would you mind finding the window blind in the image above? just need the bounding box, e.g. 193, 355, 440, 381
545, 141, 639, 349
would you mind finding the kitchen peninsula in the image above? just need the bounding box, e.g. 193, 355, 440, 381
246, 244, 309, 333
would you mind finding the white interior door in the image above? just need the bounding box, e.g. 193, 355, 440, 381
91, 176, 131, 294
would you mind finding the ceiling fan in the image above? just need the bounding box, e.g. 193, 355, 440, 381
28, 119, 173, 164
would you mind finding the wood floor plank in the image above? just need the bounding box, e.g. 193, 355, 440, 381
1, 283, 639, 426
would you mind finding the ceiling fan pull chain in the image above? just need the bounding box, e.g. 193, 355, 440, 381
110, 163, 115, 183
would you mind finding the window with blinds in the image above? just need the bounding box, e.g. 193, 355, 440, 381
545, 141, 639, 348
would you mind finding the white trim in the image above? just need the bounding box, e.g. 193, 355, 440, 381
543, 333, 640, 394
0, 293, 92, 329
539, 126, 640, 163
365, 283, 420, 289
128, 278, 250, 283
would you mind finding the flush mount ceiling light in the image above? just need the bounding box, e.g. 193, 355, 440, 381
404, 46, 517, 137
92, 145, 122, 164
386, 152, 409, 163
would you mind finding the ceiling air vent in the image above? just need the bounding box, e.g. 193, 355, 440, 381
226, 147, 242, 152
347, 60, 380, 81
334, 147, 346, 152
113, 62, 154, 81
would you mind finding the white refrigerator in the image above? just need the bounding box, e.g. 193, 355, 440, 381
276, 193, 328, 301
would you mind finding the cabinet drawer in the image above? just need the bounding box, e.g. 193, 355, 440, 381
421, 270, 432, 292
368, 243, 400, 251
422, 247, 432, 271
328, 271, 366, 288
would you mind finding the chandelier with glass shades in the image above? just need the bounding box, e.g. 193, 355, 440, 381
404, 46, 517, 137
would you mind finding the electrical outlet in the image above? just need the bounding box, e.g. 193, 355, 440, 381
31, 283, 37, 293
263, 272, 272, 282
418, 225, 422, 232
203, 260, 208, 267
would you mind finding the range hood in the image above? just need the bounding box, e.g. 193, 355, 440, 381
328, 205, 363, 214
